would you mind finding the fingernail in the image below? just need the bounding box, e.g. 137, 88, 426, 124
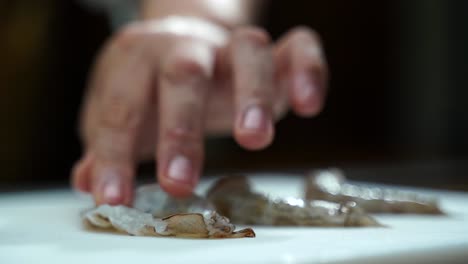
97, 167, 123, 205
242, 105, 267, 131
103, 181, 121, 202
294, 71, 317, 103
167, 155, 193, 184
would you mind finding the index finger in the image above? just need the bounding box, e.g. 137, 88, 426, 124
80, 28, 154, 205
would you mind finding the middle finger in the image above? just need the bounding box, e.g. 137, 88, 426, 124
230, 28, 275, 150
156, 40, 215, 197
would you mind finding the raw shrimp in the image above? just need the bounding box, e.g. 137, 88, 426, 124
133, 184, 216, 217
84, 205, 255, 238
306, 169, 444, 214
206, 176, 381, 227
83, 184, 254, 238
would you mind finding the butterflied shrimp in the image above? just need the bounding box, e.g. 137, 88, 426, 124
133, 184, 216, 217
206, 176, 381, 227
84, 205, 255, 238
306, 169, 444, 214
83, 184, 255, 239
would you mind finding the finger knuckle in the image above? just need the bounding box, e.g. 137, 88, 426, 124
162, 52, 210, 83
112, 23, 149, 51
291, 26, 322, 44
100, 91, 141, 131
163, 126, 202, 143
95, 130, 133, 162
234, 27, 271, 47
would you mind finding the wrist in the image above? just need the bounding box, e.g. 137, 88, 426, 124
134, 16, 230, 46
141, 0, 259, 30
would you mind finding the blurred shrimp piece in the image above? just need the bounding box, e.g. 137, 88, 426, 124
306, 169, 444, 215
207, 176, 381, 227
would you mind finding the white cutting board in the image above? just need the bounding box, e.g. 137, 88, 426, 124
1, 174, 468, 264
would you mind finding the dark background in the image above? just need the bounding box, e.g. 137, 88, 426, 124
1, 0, 467, 190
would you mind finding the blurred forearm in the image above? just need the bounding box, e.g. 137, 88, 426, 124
141, 0, 264, 29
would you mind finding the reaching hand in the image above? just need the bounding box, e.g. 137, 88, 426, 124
72, 16, 328, 205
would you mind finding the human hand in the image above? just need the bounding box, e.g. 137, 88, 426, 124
72, 16, 328, 205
